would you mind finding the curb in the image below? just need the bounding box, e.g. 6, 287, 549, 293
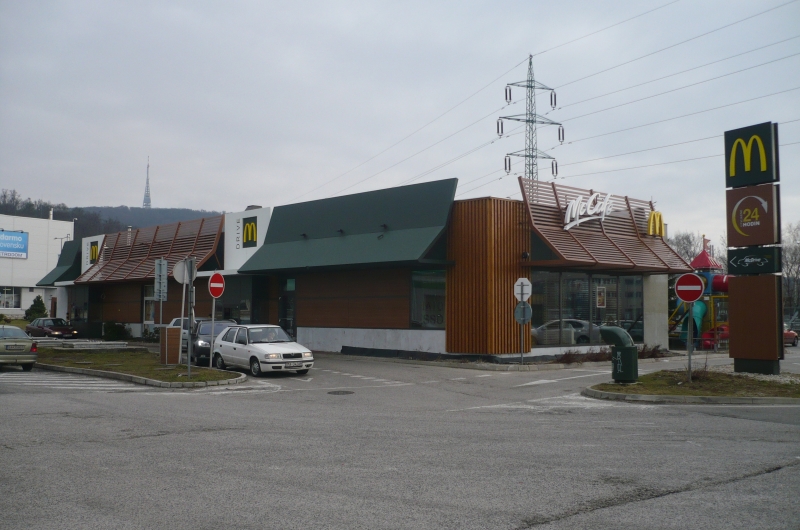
34, 363, 247, 389
581, 386, 800, 405
315, 352, 685, 372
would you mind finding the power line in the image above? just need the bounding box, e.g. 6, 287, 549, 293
530, 0, 681, 57
545, 86, 800, 150
561, 117, 800, 167
555, 141, 800, 180
560, 52, 800, 123
289, 2, 686, 202
555, 0, 800, 89
559, 35, 800, 110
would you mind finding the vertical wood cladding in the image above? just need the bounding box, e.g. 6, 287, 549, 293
100, 283, 143, 323
446, 198, 531, 354
295, 269, 411, 329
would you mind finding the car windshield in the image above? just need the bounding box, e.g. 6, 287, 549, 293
0, 327, 30, 339
198, 322, 231, 335
247, 327, 292, 343
51, 318, 68, 326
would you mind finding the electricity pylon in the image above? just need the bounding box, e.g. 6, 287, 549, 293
497, 55, 563, 186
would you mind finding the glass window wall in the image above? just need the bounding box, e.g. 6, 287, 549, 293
530, 271, 644, 347
0, 286, 21, 308
411, 270, 446, 329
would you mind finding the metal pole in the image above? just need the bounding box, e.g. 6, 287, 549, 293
179, 268, 186, 368
687, 301, 694, 382
520, 323, 524, 371
210, 297, 215, 368
186, 259, 191, 378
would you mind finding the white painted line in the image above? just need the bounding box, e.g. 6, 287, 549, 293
475, 374, 492, 378
421, 380, 439, 384
450, 377, 467, 381
295, 378, 312, 382
514, 371, 611, 387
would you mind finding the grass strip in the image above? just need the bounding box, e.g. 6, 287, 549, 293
593, 370, 800, 398
36, 348, 240, 383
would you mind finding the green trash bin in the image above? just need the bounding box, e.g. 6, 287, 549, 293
599, 326, 638, 384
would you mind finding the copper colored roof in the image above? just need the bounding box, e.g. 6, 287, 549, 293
74, 216, 223, 283
519, 178, 691, 273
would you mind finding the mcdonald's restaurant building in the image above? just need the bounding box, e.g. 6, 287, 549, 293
39, 178, 690, 355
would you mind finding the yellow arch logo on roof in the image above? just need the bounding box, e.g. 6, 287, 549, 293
647, 211, 665, 237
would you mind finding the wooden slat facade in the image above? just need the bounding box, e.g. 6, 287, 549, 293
295, 269, 412, 329
446, 198, 531, 354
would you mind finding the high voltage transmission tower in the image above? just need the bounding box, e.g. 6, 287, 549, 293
497, 55, 564, 187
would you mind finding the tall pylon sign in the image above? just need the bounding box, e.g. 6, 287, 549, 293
497, 55, 564, 194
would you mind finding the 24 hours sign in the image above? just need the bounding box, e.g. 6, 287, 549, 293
726, 183, 779, 247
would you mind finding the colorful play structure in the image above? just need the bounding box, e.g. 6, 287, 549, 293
668, 240, 730, 350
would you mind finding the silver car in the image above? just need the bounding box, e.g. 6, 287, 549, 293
0, 325, 37, 371
213, 325, 314, 376
531, 319, 602, 345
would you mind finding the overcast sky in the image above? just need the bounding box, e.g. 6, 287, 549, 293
1, 0, 798, 244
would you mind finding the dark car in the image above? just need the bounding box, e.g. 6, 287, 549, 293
25, 318, 78, 338
190, 320, 236, 366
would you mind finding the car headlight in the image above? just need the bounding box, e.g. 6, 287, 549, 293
51, 331, 62, 335
196, 340, 209, 347
72, 331, 78, 334
303, 352, 312, 358
265, 353, 280, 360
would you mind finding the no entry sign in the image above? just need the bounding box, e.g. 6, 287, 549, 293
208, 272, 225, 298
675, 273, 704, 303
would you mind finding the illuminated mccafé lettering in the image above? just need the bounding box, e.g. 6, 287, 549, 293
563, 193, 613, 230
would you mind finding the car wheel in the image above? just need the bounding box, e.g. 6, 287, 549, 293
793, 337, 798, 347
576, 335, 590, 344
296, 369, 309, 375
21, 363, 33, 372
214, 354, 226, 370
250, 357, 261, 377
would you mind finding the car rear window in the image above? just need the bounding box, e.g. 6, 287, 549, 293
0, 327, 30, 338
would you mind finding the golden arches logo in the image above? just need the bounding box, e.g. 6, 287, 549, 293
89, 242, 99, 263
729, 135, 767, 177
647, 211, 665, 237
243, 223, 256, 242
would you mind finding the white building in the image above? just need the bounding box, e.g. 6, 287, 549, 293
0, 213, 74, 318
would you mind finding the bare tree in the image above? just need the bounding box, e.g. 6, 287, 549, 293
784, 222, 800, 325
667, 231, 703, 264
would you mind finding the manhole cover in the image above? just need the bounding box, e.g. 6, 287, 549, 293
328, 390, 354, 395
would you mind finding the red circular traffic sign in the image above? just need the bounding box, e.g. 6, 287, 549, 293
675, 273, 705, 303
208, 272, 225, 298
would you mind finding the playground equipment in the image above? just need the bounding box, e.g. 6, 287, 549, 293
668, 240, 730, 350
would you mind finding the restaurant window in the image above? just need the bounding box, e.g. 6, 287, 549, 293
530, 272, 644, 347
410, 270, 445, 329
0, 286, 21, 308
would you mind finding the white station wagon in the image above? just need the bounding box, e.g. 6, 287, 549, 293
212, 324, 313, 376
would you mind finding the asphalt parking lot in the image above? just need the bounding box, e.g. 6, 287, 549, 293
1, 350, 799, 529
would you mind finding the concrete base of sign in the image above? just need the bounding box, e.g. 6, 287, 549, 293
734, 358, 780, 375
297, 327, 446, 354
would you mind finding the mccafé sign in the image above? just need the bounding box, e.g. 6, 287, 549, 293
724, 122, 779, 188
563, 193, 614, 230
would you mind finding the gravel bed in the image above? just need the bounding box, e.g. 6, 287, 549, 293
709, 364, 800, 385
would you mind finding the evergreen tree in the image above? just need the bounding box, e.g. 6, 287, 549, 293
24, 295, 48, 321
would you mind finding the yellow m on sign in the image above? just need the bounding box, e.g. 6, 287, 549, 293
647, 211, 665, 237
729, 135, 767, 177
243, 222, 256, 243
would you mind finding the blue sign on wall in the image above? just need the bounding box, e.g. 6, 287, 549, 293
0, 232, 29, 259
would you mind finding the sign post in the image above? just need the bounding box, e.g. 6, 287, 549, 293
174, 258, 196, 375
208, 272, 225, 368
675, 273, 705, 382
514, 278, 533, 370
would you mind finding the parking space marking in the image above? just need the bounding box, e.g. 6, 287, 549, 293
514, 371, 611, 387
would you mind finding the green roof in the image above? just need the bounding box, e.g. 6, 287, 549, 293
238, 179, 457, 273
37, 239, 82, 286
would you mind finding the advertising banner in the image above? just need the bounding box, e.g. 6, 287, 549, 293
724, 122, 779, 188
0, 231, 29, 259
726, 183, 779, 247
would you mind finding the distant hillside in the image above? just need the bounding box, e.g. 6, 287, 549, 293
83, 206, 223, 229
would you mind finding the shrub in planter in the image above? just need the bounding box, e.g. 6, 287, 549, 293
103, 321, 132, 341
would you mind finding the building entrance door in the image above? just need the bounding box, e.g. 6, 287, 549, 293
278, 278, 296, 339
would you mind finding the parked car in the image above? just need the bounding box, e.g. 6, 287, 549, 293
25, 318, 78, 338
785, 325, 798, 347
168, 317, 212, 352
212, 324, 313, 376
0, 325, 37, 371
701, 324, 729, 350
189, 319, 236, 366
618, 319, 644, 343
531, 319, 601, 345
